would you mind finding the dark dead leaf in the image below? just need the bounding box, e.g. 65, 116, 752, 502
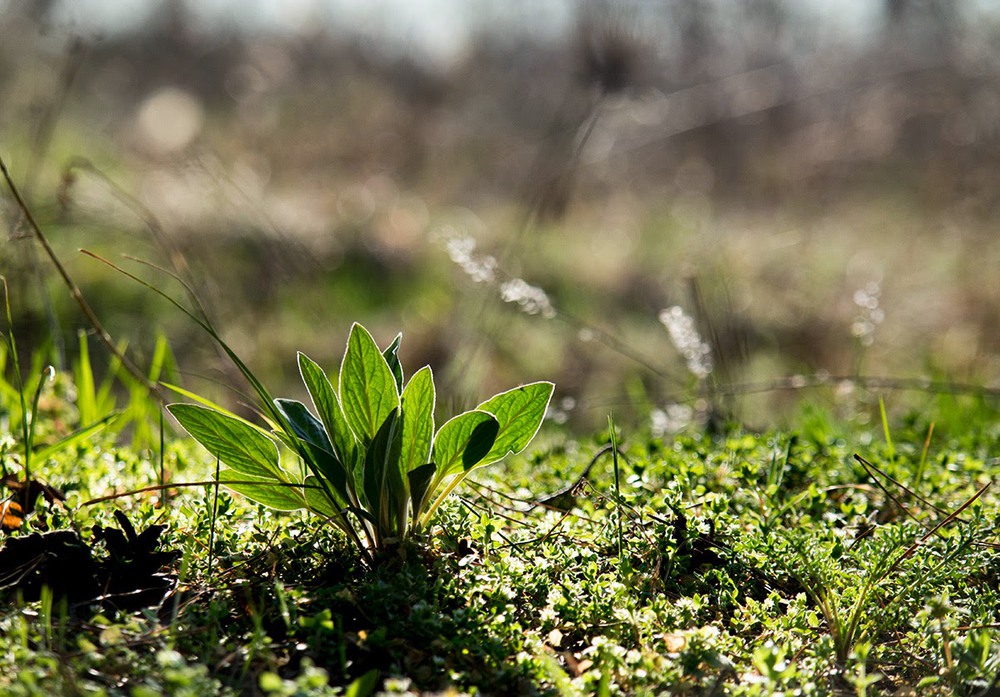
0, 511, 179, 612
0, 529, 100, 603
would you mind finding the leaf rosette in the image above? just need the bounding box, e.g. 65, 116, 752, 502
168, 323, 553, 555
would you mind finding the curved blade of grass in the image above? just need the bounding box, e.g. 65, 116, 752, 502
163, 382, 268, 431
78, 254, 315, 469
33, 412, 119, 462
476, 382, 554, 465
95, 254, 375, 551
81, 251, 285, 426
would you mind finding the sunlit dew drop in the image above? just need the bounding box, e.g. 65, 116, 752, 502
135, 87, 205, 156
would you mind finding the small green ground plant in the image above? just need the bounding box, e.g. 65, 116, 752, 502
2, 355, 1000, 695
167, 323, 553, 559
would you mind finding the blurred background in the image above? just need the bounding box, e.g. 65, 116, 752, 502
2, 0, 1000, 432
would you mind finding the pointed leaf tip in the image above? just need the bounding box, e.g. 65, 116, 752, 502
476, 381, 554, 464
341, 324, 401, 445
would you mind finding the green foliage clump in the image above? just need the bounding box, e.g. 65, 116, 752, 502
168, 323, 553, 558
3, 337, 1000, 695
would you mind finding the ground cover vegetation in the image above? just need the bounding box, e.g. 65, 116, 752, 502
2, 316, 1000, 694
3, 3, 1000, 694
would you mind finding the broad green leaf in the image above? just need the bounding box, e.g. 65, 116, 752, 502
298, 353, 360, 475
399, 366, 435, 476
306, 446, 351, 506
407, 462, 437, 521
432, 410, 500, 477
345, 669, 379, 697
169, 403, 284, 481
222, 473, 305, 510
476, 381, 554, 465
340, 324, 401, 445
348, 505, 379, 529
275, 398, 334, 453
303, 474, 345, 519
382, 332, 404, 393
362, 408, 404, 530
274, 398, 351, 503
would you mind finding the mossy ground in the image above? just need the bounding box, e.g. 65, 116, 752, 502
2, 374, 998, 696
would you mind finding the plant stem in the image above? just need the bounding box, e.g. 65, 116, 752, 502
940, 619, 953, 673
208, 456, 220, 579
878, 397, 894, 465
608, 414, 623, 564
2, 278, 30, 479
159, 410, 166, 507
24, 366, 54, 482
912, 422, 934, 495
0, 155, 160, 400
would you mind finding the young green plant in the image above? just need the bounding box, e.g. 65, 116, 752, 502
1, 279, 118, 488
167, 323, 553, 557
